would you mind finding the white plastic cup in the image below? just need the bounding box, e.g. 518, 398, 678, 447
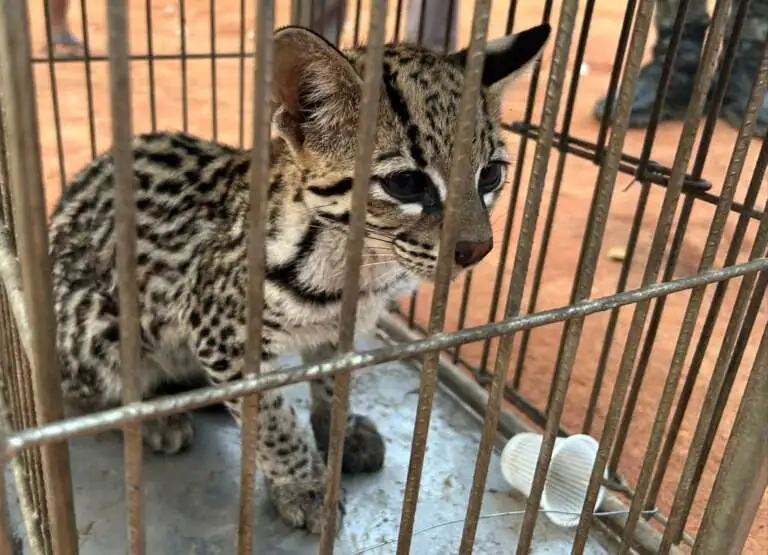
499, 433, 607, 527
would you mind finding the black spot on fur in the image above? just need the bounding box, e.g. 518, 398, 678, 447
308, 178, 353, 197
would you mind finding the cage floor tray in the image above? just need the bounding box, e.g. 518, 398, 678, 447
7, 337, 618, 554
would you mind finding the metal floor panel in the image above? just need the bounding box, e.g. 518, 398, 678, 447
7, 338, 618, 554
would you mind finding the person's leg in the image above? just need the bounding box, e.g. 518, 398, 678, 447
593, 0, 709, 127
405, 0, 459, 53
296, 0, 347, 46
721, 0, 768, 136
48, 0, 81, 47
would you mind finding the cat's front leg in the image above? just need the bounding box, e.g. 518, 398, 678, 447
190, 318, 342, 534
304, 342, 386, 474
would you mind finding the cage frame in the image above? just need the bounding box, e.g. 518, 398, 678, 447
0, 1, 766, 554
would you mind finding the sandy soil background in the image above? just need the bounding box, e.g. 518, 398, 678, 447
19, 0, 767, 552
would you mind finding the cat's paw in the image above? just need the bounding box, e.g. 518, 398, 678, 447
311, 409, 385, 474
267, 472, 345, 534
142, 413, 195, 454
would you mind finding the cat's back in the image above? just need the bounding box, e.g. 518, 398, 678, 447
49, 131, 251, 294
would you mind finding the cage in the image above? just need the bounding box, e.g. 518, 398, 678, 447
0, 1, 766, 554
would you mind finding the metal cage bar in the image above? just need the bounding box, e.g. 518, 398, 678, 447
690, 321, 768, 555
320, 1, 388, 551
460, 0, 581, 552
236, 2, 274, 552
0, 2, 79, 553
395, 2, 493, 552
607, 0, 755, 477
106, 1, 145, 552
0, 1, 765, 553
517, 0, 658, 550
617, 34, 768, 551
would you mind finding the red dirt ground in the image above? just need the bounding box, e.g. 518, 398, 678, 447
23, 1, 766, 552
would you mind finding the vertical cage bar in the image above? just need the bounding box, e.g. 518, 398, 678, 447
41, 0, 68, 192
238, 0, 247, 147
395, 2, 493, 552
0, 2, 79, 553
480, 0, 553, 377
582, 182, 649, 434
461, 2, 579, 551
236, 2, 274, 553
145, 0, 158, 132
107, 1, 145, 552
685, 270, 768, 511
635, 0, 694, 178
617, 40, 768, 551
571, 0, 735, 550
77, 0, 98, 159
690, 322, 768, 555
608, 0, 753, 474
179, 0, 189, 132
0, 429, 17, 555
514, 0, 657, 551
210, 0, 218, 140
645, 133, 768, 509
661, 251, 768, 549
594, 0, 639, 160
319, 2, 388, 551
582, 0, 696, 433
513, 0, 597, 388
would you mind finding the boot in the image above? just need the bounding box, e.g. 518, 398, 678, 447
721, 38, 768, 137
593, 23, 708, 128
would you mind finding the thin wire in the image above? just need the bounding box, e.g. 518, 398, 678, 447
350, 508, 660, 554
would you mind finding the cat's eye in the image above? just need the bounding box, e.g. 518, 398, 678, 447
478, 162, 506, 195
381, 171, 428, 203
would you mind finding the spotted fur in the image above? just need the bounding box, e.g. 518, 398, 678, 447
49, 25, 550, 533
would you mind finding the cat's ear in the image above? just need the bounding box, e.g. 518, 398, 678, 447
272, 26, 363, 154
446, 24, 550, 91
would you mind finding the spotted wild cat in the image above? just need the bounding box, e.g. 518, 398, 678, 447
48, 24, 550, 533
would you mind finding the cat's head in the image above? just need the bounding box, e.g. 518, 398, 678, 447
271, 23, 550, 283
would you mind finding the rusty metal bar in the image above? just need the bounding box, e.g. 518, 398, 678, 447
0, 221, 49, 553
589, 0, 697, 443
319, 1, 388, 551
145, 0, 158, 132
582, 182, 649, 434
570, 0, 736, 551
0, 1, 79, 553
645, 133, 768, 509
460, 3, 577, 552
594, 0, 639, 161
0, 293, 44, 554
514, 0, 657, 551
617, 37, 768, 552
77, 0, 98, 158
210, 0, 218, 140
514, 0, 597, 393
479, 0, 554, 377
396, 3, 493, 552
236, 2, 274, 553
0, 427, 17, 555
180, 0, 189, 131
0, 257, 763, 457
691, 322, 768, 555
661, 250, 768, 549
41, 0, 68, 192
608, 0, 754, 476
107, 1, 145, 553
684, 270, 768, 521
238, 0, 247, 147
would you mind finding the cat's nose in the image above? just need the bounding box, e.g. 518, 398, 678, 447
454, 238, 493, 267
